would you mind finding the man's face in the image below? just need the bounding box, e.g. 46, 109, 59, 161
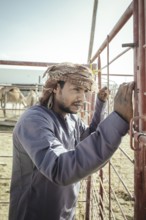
53, 81, 88, 115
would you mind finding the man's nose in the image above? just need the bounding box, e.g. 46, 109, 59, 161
77, 91, 86, 101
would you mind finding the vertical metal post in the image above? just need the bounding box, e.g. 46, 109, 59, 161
85, 67, 96, 220
98, 55, 101, 90
87, 0, 99, 63
133, 0, 146, 219
85, 176, 91, 220
97, 56, 104, 220
106, 35, 110, 115
106, 35, 111, 220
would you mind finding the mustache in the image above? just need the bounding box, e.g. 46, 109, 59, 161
72, 101, 83, 106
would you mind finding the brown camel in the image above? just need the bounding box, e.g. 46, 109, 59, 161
0, 87, 26, 117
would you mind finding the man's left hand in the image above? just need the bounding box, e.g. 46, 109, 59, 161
98, 87, 110, 102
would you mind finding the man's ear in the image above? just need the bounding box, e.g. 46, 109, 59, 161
53, 88, 57, 93
53, 83, 60, 93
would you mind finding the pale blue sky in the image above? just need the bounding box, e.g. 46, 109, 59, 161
0, 0, 133, 84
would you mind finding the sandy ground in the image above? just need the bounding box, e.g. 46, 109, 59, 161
0, 130, 12, 220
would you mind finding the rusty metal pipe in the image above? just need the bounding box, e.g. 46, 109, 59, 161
101, 47, 131, 70
0, 60, 54, 67
134, 132, 146, 145
90, 2, 133, 63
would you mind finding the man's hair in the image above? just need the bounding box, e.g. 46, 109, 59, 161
39, 81, 65, 107
58, 80, 65, 89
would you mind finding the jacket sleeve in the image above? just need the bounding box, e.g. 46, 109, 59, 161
15, 111, 129, 186
80, 96, 107, 140
89, 96, 107, 132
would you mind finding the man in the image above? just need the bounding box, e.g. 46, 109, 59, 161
9, 62, 134, 220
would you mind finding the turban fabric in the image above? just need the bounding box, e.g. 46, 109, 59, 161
40, 62, 95, 108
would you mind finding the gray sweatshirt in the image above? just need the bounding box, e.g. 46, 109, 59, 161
9, 98, 128, 220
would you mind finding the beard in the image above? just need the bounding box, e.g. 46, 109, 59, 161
57, 102, 81, 114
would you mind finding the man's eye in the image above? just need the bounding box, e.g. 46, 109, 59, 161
74, 88, 80, 92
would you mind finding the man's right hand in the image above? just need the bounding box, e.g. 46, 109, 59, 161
114, 82, 135, 122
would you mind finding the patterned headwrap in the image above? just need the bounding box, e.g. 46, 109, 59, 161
40, 62, 94, 108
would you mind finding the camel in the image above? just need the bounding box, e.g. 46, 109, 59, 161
26, 89, 38, 107
0, 86, 27, 117
6, 87, 26, 106
0, 86, 6, 108
0, 86, 9, 117
0, 86, 40, 118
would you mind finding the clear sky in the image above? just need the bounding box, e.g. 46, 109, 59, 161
0, 0, 133, 84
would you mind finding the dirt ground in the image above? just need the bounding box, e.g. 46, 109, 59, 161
0, 130, 13, 220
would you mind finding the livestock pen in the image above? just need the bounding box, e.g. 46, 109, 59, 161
0, 0, 146, 219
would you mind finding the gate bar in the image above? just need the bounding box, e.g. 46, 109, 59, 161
133, 0, 146, 219
90, 2, 133, 63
